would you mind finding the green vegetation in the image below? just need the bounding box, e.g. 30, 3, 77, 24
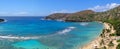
117, 39, 120, 42
116, 43, 120, 49
109, 33, 116, 36
100, 29, 106, 37
106, 29, 111, 33
93, 6, 120, 36
96, 7, 120, 36
100, 33, 105, 38
108, 41, 114, 47
98, 46, 107, 49
104, 19, 120, 36
100, 39, 104, 45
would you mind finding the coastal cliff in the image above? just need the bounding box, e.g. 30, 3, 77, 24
65, 10, 95, 22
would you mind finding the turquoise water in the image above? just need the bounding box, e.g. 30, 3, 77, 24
0, 17, 104, 49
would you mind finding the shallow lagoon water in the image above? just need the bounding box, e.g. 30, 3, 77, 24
0, 17, 103, 49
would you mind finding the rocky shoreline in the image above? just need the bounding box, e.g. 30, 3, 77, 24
80, 22, 117, 49
0, 19, 4, 22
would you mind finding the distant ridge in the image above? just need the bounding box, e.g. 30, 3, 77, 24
45, 6, 120, 22
45, 13, 69, 20
65, 10, 95, 22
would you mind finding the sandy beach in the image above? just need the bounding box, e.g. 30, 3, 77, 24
80, 22, 117, 49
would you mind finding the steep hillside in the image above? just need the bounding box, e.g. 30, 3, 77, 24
46, 6, 120, 21
45, 10, 95, 22
94, 6, 120, 21
94, 6, 120, 36
65, 10, 95, 22
45, 13, 69, 20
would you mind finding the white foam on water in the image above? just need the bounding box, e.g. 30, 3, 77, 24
56, 19, 64, 22
4, 19, 7, 22
0, 26, 76, 40
40, 18, 45, 20
80, 22, 89, 26
0, 35, 40, 40
58, 26, 75, 34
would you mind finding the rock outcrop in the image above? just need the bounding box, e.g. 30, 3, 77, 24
0, 19, 4, 22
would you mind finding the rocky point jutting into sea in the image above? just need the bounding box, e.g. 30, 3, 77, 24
45, 6, 120, 49
0, 19, 4, 22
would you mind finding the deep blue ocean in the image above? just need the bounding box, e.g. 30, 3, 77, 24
0, 17, 104, 49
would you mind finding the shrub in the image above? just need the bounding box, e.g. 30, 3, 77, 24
100, 39, 104, 45
117, 39, 120, 42
108, 41, 114, 47
116, 43, 120, 49
109, 33, 116, 36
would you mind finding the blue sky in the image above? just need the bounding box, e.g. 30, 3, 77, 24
0, 0, 120, 16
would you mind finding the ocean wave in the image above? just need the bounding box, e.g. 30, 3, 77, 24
0, 35, 40, 40
80, 22, 89, 26
56, 19, 64, 22
58, 26, 75, 34
40, 18, 45, 20
0, 27, 76, 39
4, 19, 7, 22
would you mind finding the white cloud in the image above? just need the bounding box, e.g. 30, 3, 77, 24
88, 3, 120, 12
